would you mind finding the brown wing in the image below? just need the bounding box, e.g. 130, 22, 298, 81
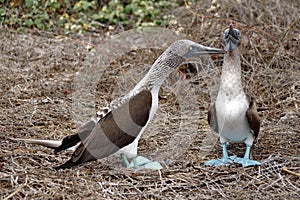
246, 96, 261, 139
207, 103, 219, 133
55, 90, 152, 169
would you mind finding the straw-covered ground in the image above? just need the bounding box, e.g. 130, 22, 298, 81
1, 0, 299, 199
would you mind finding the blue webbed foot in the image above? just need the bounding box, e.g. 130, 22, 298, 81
121, 154, 162, 170
205, 156, 235, 166
233, 145, 260, 167
205, 143, 235, 166
233, 157, 261, 167
132, 156, 163, 170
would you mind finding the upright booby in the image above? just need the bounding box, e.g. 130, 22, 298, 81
205, 24, 261, 167
15, 40, 226, 170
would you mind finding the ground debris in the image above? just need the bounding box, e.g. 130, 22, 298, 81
1, 0, 299, 199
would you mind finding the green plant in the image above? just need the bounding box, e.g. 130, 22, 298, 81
93, 0, 180, 27
0, 0, 185, 34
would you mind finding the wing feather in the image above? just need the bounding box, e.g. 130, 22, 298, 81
56, 90, 152, 169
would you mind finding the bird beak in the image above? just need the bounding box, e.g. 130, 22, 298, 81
198, 45, 227, 55
185, 44, 226, 58
228, 24, 238, 45
229, 24, 235, 36
225, 24, 239, 51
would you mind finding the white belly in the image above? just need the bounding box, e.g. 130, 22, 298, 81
116, 131, 143, 158
216, 93, 252, 143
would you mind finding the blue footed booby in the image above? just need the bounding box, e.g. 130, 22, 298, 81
205, 24, 261, 167
15, 39, 226, 170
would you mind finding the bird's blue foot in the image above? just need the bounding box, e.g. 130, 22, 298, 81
233, 157, 261, 167
205, 143, 235, 166
205, 156, 236, 166
132, 156, 163, 170
233, 145, 260, 167
121, 154, 162, 170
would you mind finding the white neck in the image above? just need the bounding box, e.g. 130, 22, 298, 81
219, 48, 244, 96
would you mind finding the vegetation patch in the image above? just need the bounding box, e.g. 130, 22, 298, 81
0, 0, 186, 34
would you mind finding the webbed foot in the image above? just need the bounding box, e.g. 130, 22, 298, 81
233, 144, 260, 167
121, 154, 162, 170
205, 143, 236, 166
233, 157, 261, 167
205, 155, 236, 166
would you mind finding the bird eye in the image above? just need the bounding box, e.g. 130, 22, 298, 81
189, 46, 194, 51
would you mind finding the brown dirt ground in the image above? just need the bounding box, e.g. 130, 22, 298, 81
1, 1, 299, 199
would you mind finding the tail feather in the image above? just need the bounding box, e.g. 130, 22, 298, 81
10, 138, 77, 152
54, 143, 96, 170
10, 120, 97, 169
10, 138, 62, 148
54, 160, 78, 170
54, 120, 96, 153
54, 133, 81, 153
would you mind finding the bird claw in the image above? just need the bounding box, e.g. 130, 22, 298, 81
233, 157, 261, 167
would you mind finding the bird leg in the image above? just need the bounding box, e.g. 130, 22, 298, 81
205, 142, 235, 166
233, 144, 261, 167
120, 154, 162, 170
121, 153, 130, 167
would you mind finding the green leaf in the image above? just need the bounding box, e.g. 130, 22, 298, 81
124, 4, 132, 14
0, 8, 5, 16
112, 18, 119, 24
50, 2, 61, 12
24, 19, 34, 27
82, 2, 92, 11
34, 18, 44, 29
57, 18, 65, 27
25, 0, 34, 9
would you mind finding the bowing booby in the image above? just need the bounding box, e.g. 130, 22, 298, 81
16, 39, 226, 170
205, 24, 261, 167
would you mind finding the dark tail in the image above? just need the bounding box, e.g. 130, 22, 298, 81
54, 133, 81, 153
54, 160, 78, 170
54, 143, 96, 170
54, 120, 96, 153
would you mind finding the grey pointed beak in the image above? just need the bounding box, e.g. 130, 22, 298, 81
185, 44, 226, 58
199, 45, 227, 55
228, 24, 238, 44
229, 24, 234, 35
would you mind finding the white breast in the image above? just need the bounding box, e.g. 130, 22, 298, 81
216, 91, 251, 143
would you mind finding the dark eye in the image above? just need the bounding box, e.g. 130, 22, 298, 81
234, 29, 240, 37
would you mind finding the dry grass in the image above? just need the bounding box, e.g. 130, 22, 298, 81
1, 0, 299, 199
